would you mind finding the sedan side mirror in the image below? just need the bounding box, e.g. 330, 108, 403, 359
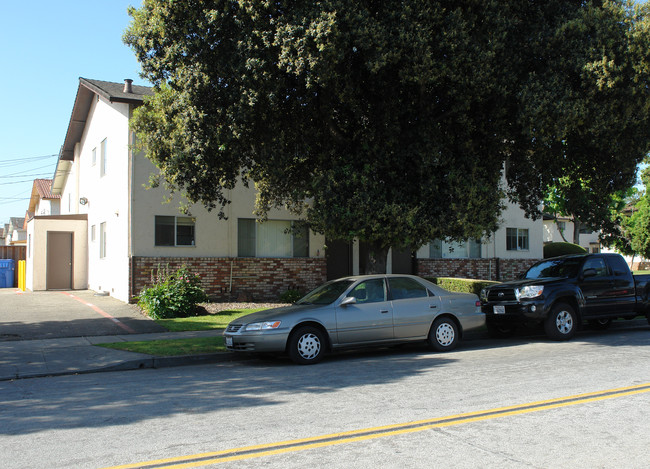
340, 297, 357, 307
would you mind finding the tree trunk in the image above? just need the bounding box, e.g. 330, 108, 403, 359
364, 241, 390, 274
556, 221, 568, 242
573, 217, 581, 245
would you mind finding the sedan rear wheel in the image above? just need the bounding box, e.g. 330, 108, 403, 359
288, 326, 326, 365
428, 317, 460, 352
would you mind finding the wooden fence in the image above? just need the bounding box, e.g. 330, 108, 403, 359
0, 245, 26, 288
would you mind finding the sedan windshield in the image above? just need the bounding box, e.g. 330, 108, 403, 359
524, 258, 583, 279
296, 279, 355, 305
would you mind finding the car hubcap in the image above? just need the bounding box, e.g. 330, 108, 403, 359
556, 311, 573, 334
297, 333, 321, 360
436, 323, 455, 347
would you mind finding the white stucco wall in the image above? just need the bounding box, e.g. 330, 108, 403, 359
543, 219, 600, 251
130, 153, 326, 260
59, 97, 132, 300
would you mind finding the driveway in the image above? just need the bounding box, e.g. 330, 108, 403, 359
0, 289, 167, 341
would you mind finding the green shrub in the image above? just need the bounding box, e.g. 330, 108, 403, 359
425, 277, 499, 296
280, 289, 303, 304
543, 242, 587, 258
138, 265, 208, 319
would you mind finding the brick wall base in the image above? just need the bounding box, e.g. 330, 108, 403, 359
417, 258, 540, 282
130, 257, 327, 304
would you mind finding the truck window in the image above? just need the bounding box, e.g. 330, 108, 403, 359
524, 258, 582, 279
606, 255, 631, 276
581, 257, 608, 277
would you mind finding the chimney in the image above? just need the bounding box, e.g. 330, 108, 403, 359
123, 78, 133, 93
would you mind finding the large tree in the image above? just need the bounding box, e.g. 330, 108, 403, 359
124, 0, 650, 273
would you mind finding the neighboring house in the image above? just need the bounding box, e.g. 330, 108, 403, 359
27, 179, 61, 216
5, 217, 27, 246
542, 214, 601, 253
26, 77, 543, 302
0, 226, 5, 244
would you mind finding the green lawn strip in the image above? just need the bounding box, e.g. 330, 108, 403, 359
99, 336, 226, 356
154, 308, 264, 331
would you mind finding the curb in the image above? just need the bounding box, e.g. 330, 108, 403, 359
1, 352, 242, 381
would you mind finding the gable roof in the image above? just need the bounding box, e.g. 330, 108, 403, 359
28, 179, 60, 214
59, 78, 153, 162
52, 78, 153, 195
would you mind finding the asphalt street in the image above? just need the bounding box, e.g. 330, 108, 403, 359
1, 320, 649, 469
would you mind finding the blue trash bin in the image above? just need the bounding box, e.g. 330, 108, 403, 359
0, 259, 15, 288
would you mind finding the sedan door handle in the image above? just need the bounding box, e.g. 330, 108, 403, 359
429, 305, 437, 309
380, 310, 390, 314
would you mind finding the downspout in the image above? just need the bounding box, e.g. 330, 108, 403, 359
128, 104, 135, 300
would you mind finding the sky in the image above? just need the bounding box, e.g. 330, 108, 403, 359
0, 0, 146, 227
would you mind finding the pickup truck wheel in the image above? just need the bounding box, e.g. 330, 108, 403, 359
545, 303, 577, 340
588, 318, 612, 330
486, 320, 516, 338
428, 317, 460, 352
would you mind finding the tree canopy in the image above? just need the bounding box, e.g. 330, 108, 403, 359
124, 0, 650, 272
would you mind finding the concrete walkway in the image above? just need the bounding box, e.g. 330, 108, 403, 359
0, 289, 235, 380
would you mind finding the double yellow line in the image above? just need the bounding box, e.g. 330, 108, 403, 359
104, 382, 650, 469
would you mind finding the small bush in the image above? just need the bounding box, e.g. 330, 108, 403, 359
138, 265, 208, 319
544, 242, 587, 258
280, 289, 303, 304
425, 277, 499, 296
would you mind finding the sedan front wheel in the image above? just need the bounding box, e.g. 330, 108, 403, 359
288, 326, 326, 365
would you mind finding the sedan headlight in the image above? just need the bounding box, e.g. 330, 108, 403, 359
516, 285, 544, 300
245, 321, 282, 331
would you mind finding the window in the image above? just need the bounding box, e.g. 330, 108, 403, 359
155, 216, 195, 246
388, 277, 429, 300
428, 239, 481, 258
557, 221, 566, 231
237, 218, 309, 257
506, 228, 529, 251
99, 222, 107, 258
582, 257, 608, 277
100, 138, 107, 176
349, 279, 386, 304
91, 147, 97, 166
91, 225, 96, 242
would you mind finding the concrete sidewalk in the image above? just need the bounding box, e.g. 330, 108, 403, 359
0, 330, 235, 381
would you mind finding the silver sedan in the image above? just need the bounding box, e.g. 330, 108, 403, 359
224, 274, 485, 364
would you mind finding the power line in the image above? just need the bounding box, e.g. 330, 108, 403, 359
0, 154, 57, 169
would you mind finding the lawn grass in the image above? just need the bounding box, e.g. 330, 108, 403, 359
154, 308, 263, 331
97, 308, 268, 356
100, 337, 226, 356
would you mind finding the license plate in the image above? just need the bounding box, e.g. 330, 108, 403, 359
225, 336, 233, 347
493, 305, 506, 315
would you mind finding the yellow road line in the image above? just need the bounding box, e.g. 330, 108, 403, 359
103, 382, 650, 469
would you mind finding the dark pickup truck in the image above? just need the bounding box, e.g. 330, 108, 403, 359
480, 253, 650, 340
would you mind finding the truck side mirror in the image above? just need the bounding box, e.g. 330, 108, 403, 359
582, 268, 597, 279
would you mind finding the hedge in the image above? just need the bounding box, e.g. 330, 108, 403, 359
425, 277, 500, 296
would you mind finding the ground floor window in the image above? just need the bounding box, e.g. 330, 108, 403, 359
428, 239, 481, 259
155, 216, 196, 246
238, 218, 309, 257
506, 228, 529, 251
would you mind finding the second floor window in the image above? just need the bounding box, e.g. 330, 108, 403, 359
100, 138, 107, 177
